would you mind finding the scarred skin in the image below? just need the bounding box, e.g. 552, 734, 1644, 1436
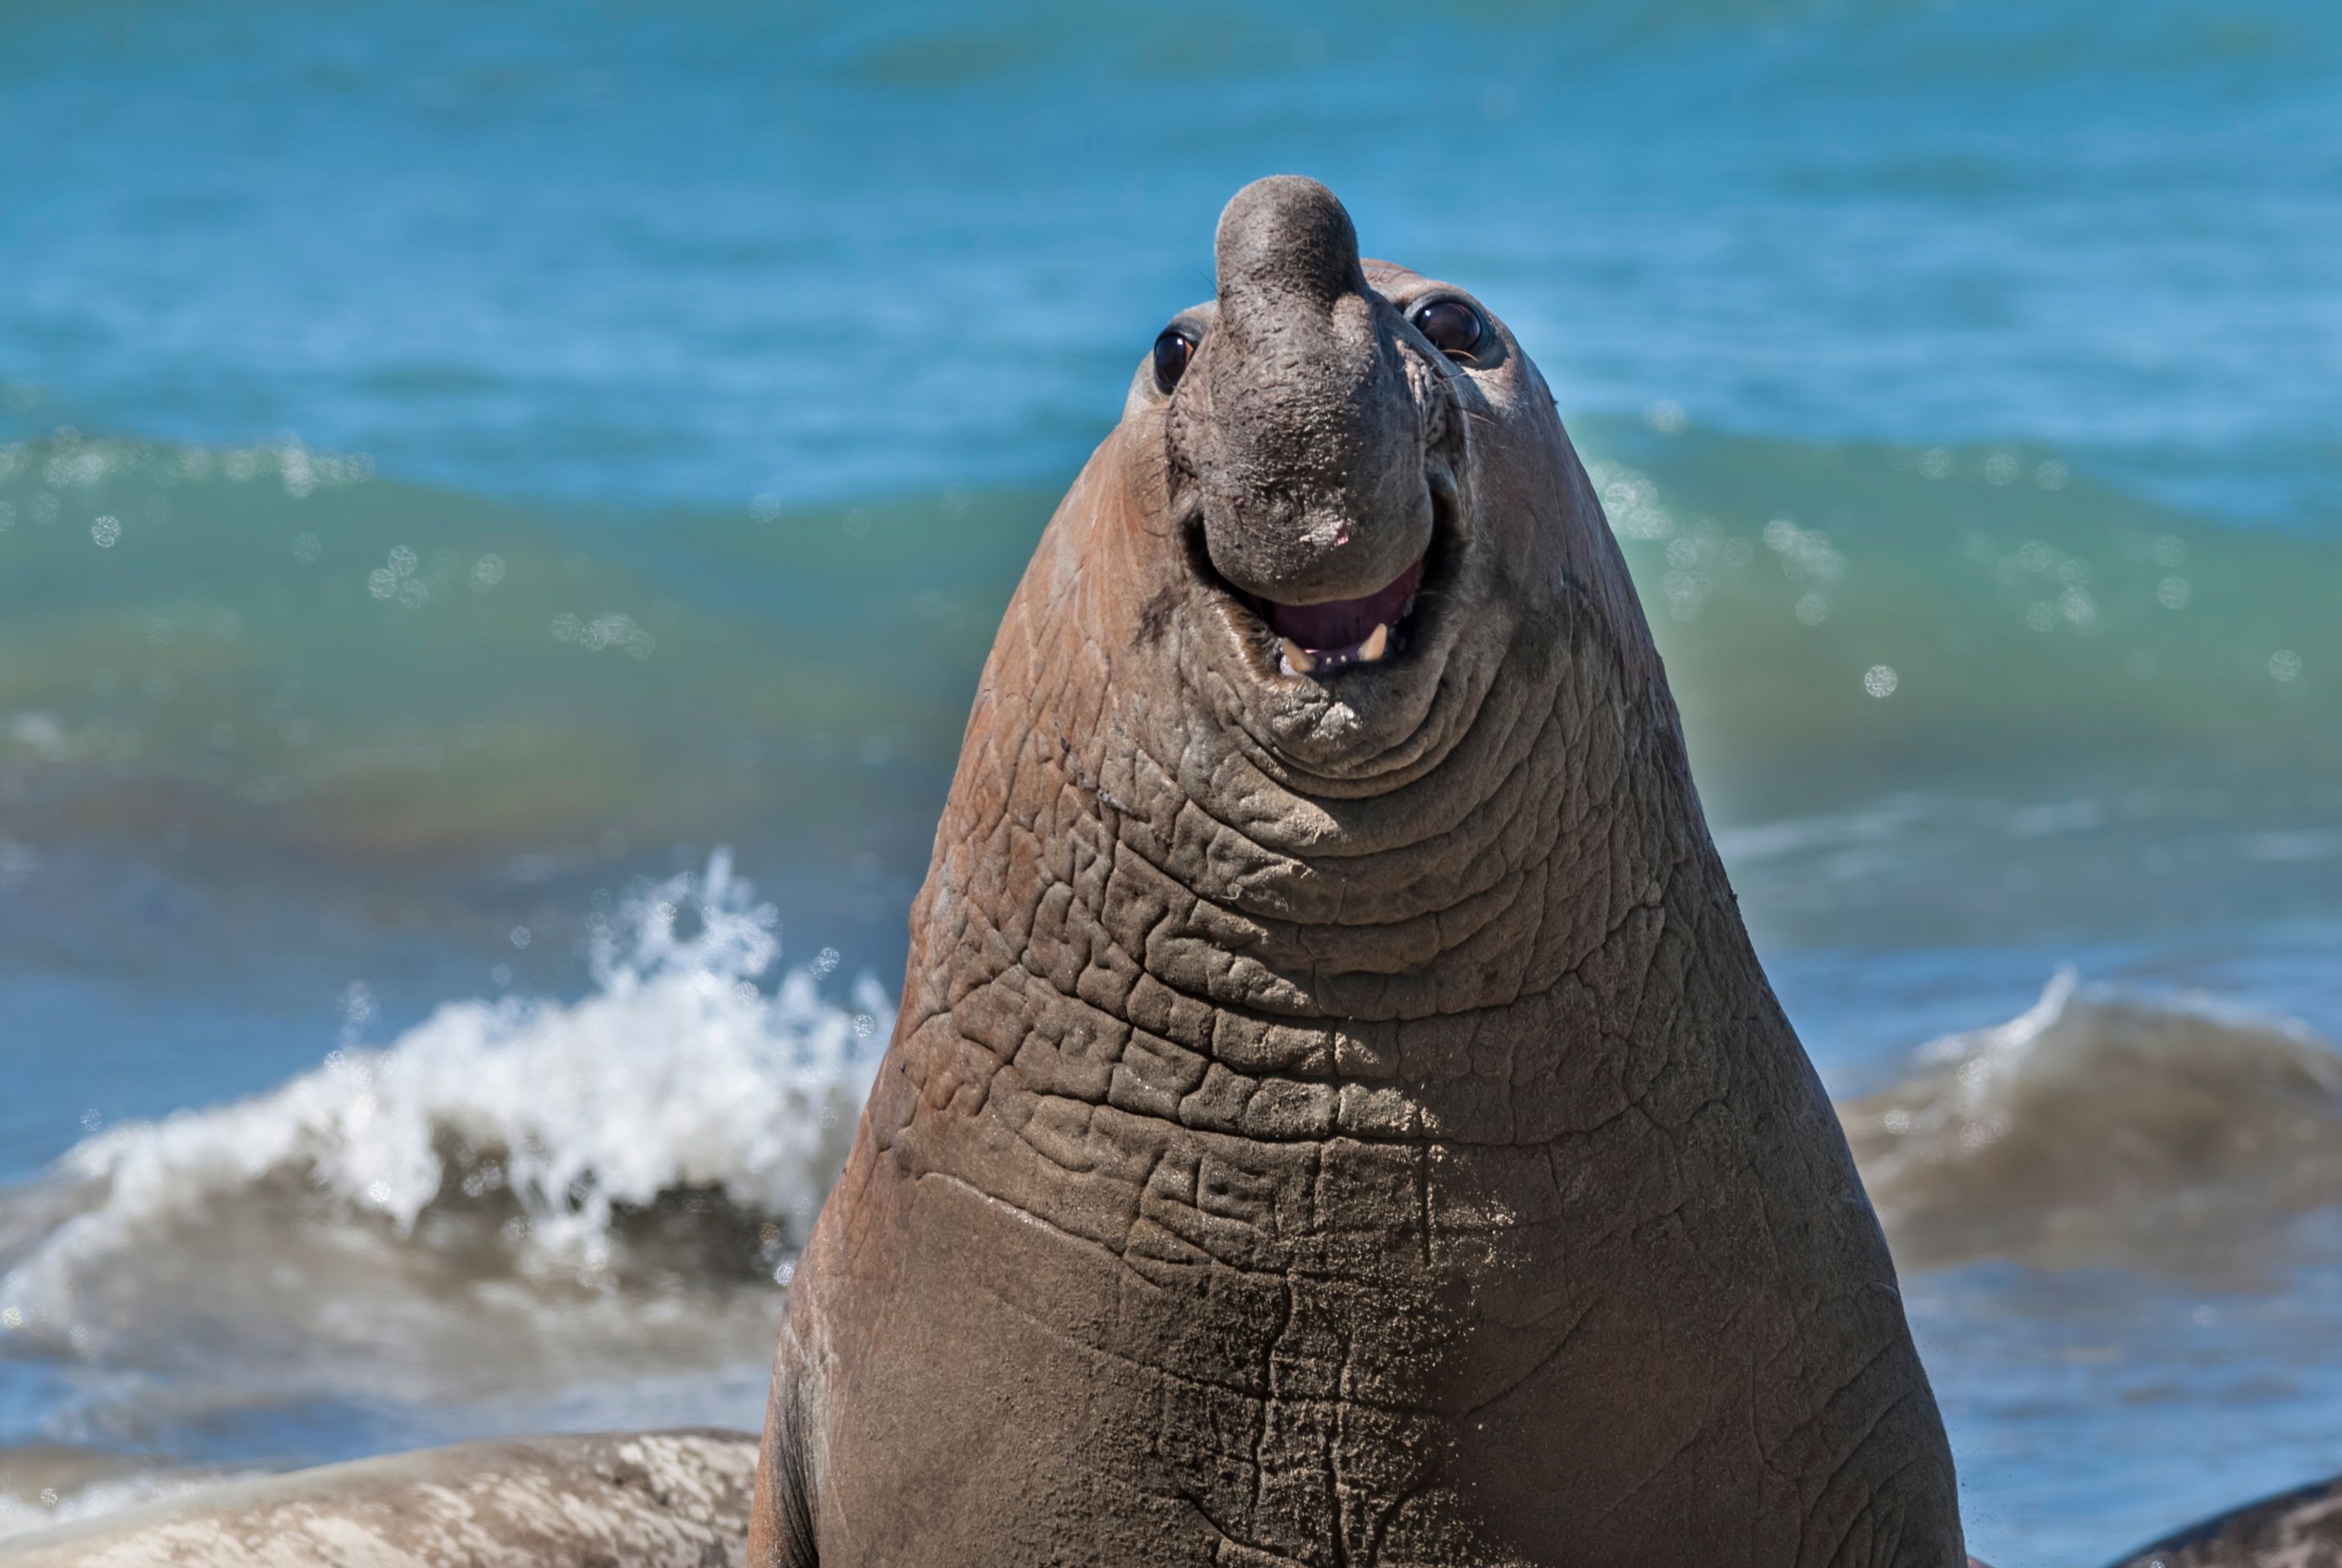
750, 177, 1967, 1567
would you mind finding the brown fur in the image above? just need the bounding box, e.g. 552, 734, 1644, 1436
750, 176, 1966, 1567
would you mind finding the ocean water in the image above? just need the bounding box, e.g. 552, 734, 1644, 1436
0, 2, 2337, 1562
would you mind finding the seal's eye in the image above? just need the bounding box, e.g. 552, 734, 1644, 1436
1412, 299, 1484, 360
1151, 327, 1195, 394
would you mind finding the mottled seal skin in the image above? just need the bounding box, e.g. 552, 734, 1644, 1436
5, 1429, 756, 1567
752, 176, 1965, 1566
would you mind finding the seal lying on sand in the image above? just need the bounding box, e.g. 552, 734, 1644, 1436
8, 1426, 2336, 1568
750, 175, 1967, 1566
3, 1429, 756, 1567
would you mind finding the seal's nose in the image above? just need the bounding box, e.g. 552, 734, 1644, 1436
1173, 177, 1436, 627
1213, 176, 1366, 310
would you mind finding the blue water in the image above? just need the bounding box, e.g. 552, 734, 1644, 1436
1, 2, 2338, 1561
7, 1, 2340, 515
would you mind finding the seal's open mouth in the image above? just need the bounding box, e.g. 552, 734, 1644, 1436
1193, 472, 1458, 683
1245, 555, 1424, 675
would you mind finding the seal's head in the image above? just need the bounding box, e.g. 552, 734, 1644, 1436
1112, 175, 1641, 791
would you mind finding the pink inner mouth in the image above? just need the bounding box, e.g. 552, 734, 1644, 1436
1255, 553, 1426, 654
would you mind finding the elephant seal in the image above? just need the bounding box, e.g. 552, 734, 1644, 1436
750, 176, 1965, 1566
3, 1429, 756, 1567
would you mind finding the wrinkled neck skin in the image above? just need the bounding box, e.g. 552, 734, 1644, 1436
911, 303, 1690, 1045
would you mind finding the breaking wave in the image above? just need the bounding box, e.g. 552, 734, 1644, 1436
0, 852, 888, 1401
1849, 969, 2342, 1276
6, 854, 2339, 1426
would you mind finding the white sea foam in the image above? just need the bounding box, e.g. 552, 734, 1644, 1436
0, 852, 888, 1378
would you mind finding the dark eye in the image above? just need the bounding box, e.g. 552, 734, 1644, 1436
1411, 299, 1484, 359
1152, 327, 1195, 393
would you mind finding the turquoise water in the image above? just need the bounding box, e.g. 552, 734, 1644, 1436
0, 3, 2338, 1561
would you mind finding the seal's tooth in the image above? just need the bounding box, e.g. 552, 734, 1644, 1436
1360, 623, 1390, 662
1282, 638, 1316, 675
